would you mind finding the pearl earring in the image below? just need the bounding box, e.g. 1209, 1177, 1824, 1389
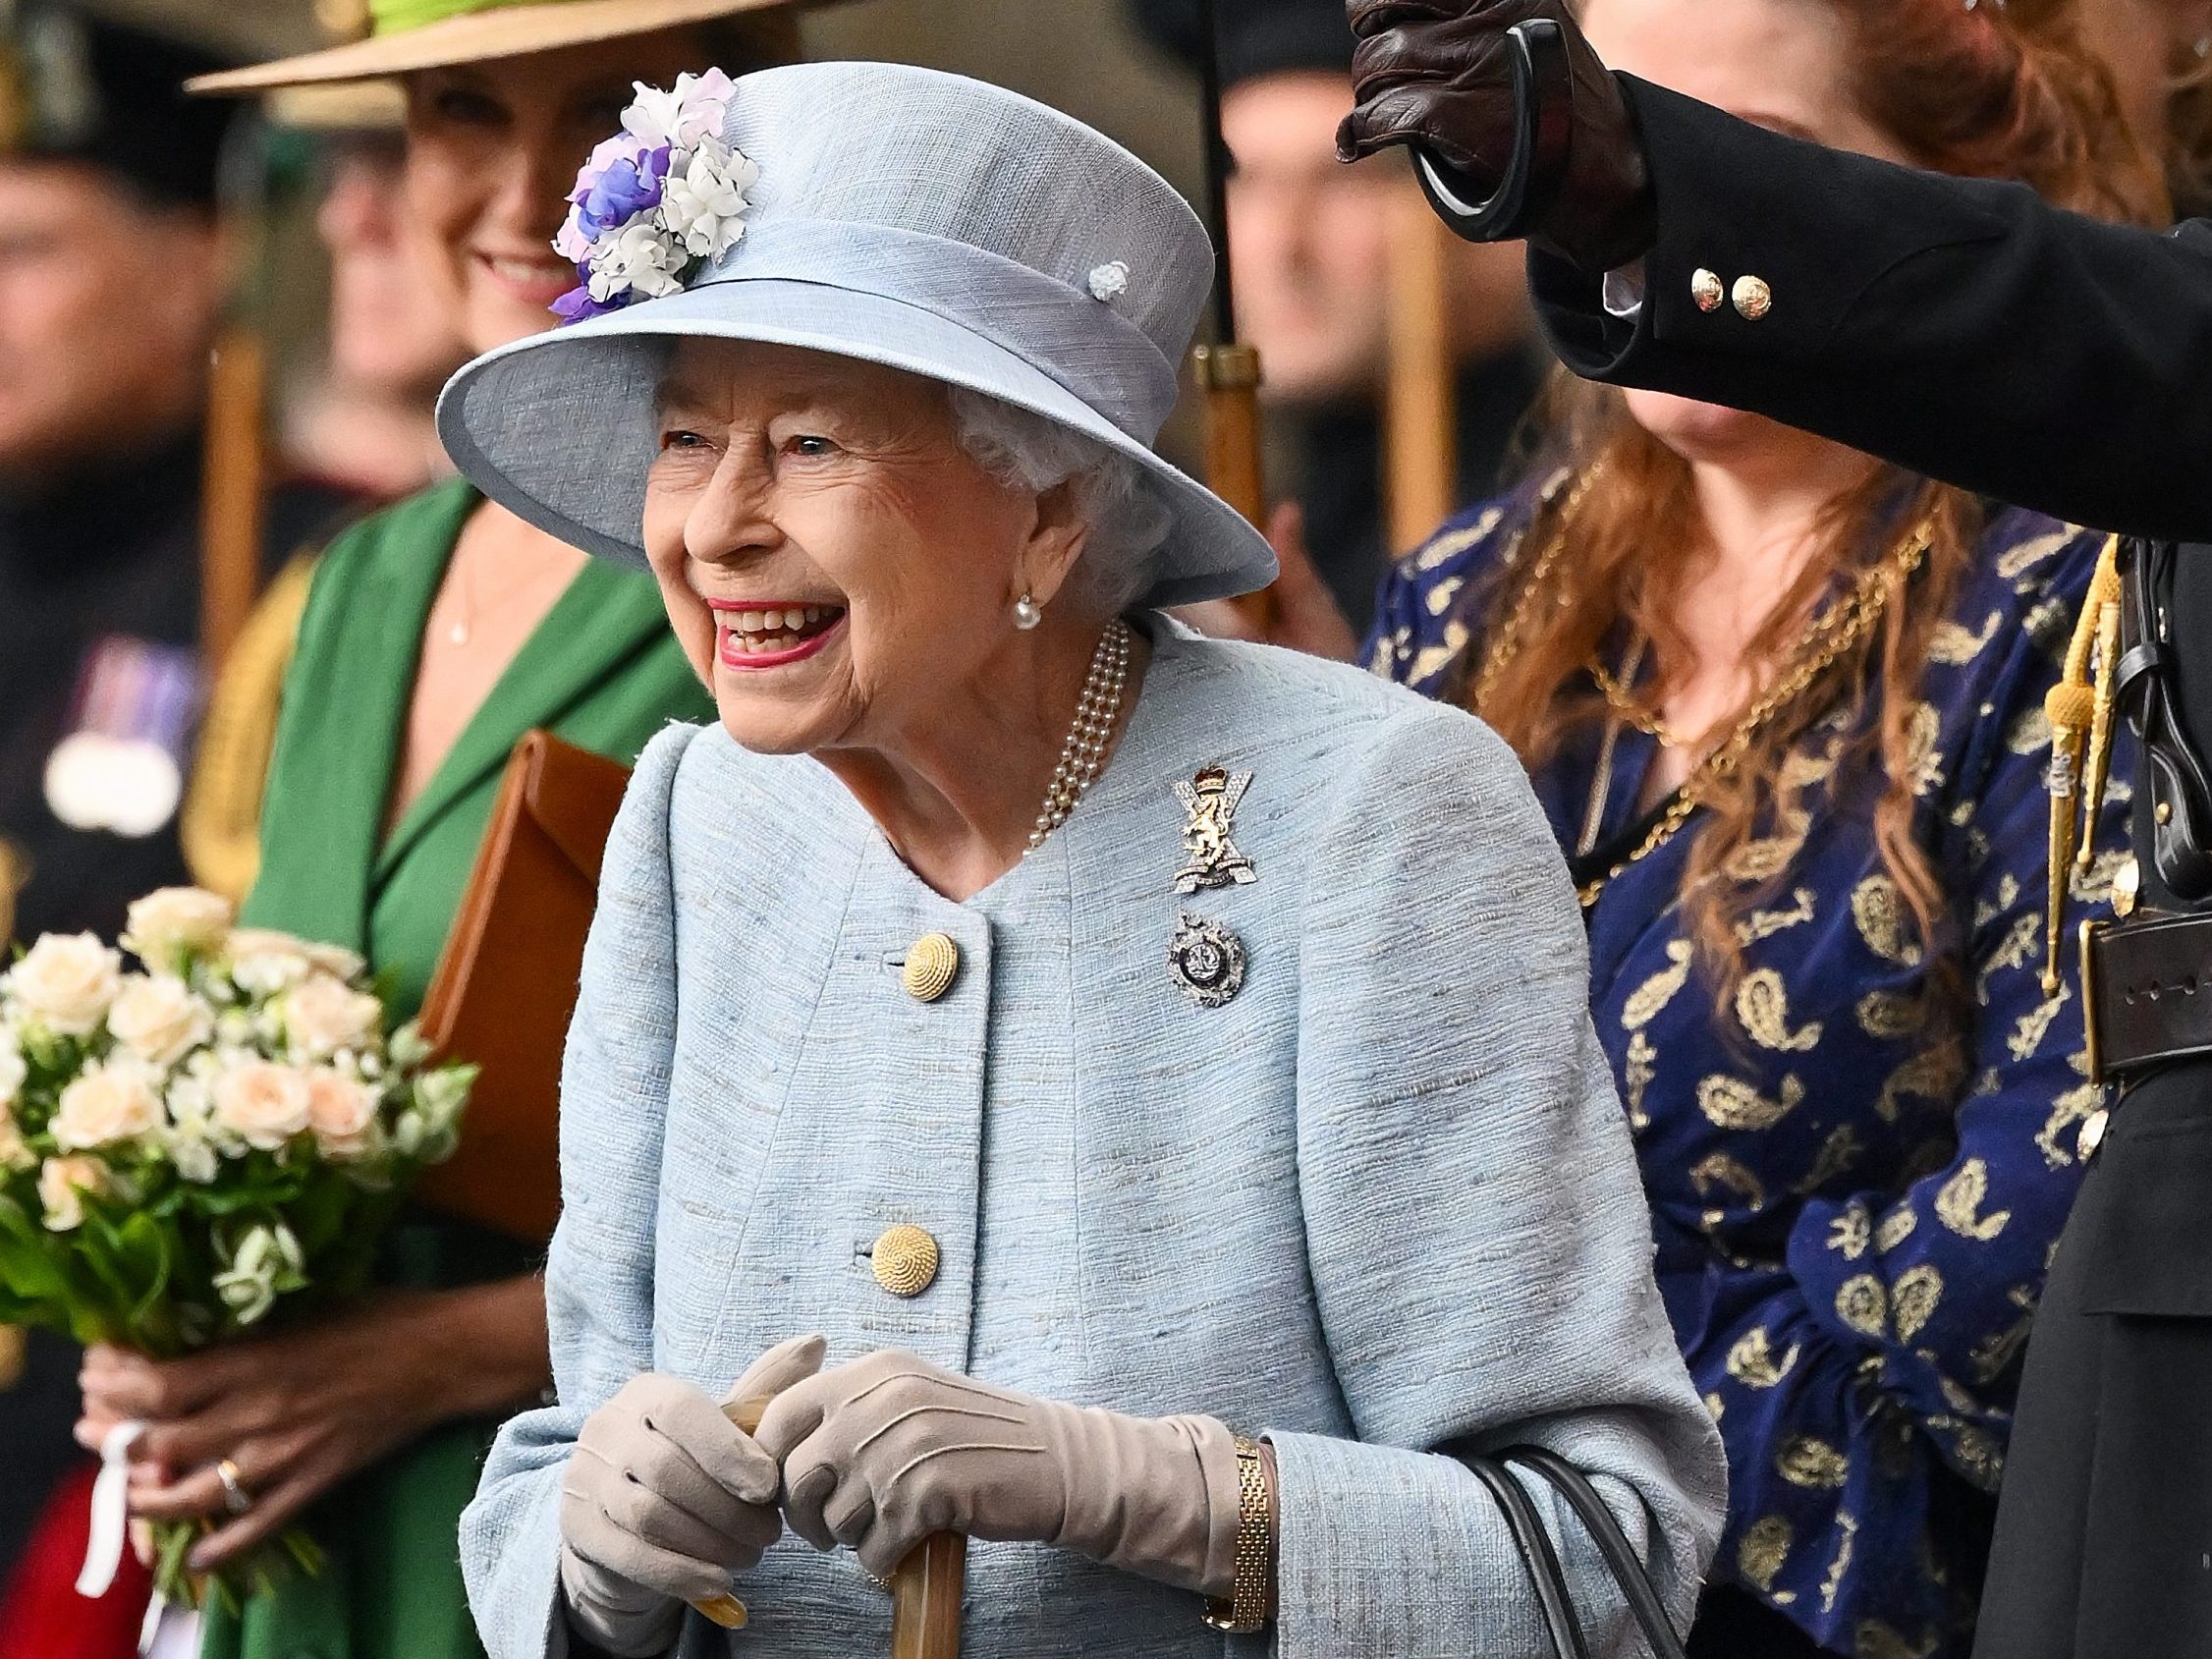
1013, 591, 1043, 631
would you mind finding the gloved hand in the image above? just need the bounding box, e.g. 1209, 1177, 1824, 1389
558, 1335, 827, 1656
1336, 0, 1656, 272
754, 1349, 1243, 1593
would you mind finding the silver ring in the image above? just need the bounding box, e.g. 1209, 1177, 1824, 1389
216, 1458, 252, 1517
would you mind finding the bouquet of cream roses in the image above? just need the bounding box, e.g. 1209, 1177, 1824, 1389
0, 886, 473, 1610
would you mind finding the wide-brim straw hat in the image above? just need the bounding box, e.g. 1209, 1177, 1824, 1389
188, 0, 803, 94
435, 61, 1280, 610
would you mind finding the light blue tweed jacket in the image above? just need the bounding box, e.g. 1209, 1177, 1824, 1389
463, 620, 1726, 1657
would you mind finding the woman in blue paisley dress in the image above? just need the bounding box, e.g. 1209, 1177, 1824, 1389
1366, 0, 2159, 1654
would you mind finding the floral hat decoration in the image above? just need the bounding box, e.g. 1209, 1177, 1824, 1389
554, 69, 760, 323
436, 61, 1283, 609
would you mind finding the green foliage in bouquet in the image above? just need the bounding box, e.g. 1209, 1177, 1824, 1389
0, 887, 474, 1613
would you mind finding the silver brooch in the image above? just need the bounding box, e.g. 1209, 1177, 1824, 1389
1169, 912, 1245, 1008
1173, 765, 1257, 894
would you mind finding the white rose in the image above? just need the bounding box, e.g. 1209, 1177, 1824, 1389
107, 975, 213, 1069
301, 941, 367, 983
6, 933, 122, 1036
212, 1060, 312, 1151
120, 887, 234, 973
304, 1067, 378, 1158
0, 1035, 25, 1110
50, 1063, 163, 1149
38, 1154, 108, 1231
226, 929, 315, 997
0, 1109, 32, 1172
285, 976, 384, 1062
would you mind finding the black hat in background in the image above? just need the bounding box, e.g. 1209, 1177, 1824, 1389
1125, 0, 1355, 87
0, 0, 236, 207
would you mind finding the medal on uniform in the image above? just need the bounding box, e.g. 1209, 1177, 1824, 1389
1168, 912, 1246, 1008
42, 636, 200, 839
1172, 765, 1257, 893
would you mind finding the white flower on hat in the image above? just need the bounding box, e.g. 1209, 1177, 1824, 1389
590, 218, 690, 304
661, 136, 759, 261
1087, 260, 1131, 303
623, 68, 737, 152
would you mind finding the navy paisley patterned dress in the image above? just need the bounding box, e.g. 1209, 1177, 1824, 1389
1368, 489, 2126, 1659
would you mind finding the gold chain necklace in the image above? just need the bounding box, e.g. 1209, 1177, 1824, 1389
1472, 478, 1932, 909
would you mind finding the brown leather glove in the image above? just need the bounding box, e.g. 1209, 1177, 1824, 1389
1337, 0, 1656, 272
754, 1349, 1242, 1592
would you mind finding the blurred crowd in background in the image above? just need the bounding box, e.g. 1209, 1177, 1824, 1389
2, 0, 2210, 1654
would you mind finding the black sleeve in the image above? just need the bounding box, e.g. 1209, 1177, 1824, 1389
1528, 78, 2212, 542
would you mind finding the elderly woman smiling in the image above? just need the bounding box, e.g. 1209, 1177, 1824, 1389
440, 61, 1725, 1656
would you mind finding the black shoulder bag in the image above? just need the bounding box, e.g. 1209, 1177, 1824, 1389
1466, 1446, 1692, 1659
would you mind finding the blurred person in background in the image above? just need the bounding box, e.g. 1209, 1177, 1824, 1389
71, 6, 802, 1659
283, 103, 471, 500
1361, 0, 2159, 1654
182, 93, 471, 909
0, 5, 356, 1650
2069, 0, 2212, 210
1130, 0, 1545, 639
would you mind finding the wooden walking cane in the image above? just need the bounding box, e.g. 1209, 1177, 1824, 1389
1190, 0, 1277, 632
694, 1398, 968, 1657
1382, 190, 1460, 557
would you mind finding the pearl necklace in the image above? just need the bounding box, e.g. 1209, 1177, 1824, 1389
1025, 618, 1134, 855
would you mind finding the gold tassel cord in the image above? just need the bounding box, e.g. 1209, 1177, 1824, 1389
2042, 534, 2124, 995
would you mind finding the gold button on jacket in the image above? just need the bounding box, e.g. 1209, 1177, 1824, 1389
871, 1224, 941, 1297
1732, 275, 1774, 320
902, 932, 960, 1002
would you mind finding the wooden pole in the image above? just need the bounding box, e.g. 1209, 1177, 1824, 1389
708, 1395, 968, 1657
200, 325, 268, 672
1383, 187, 1459, 556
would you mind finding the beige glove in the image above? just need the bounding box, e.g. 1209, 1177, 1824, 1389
753, 1348, 1242, 1591
559, 1335, 826, 1655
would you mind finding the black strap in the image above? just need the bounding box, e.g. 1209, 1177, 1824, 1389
1462, 1447, 1692, 1659
1465, 1457, 1589, 1659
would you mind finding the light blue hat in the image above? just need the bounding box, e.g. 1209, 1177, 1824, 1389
434, 60, 1280, 608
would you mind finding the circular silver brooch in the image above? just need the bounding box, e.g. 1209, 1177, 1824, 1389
1169, 912, 1246, 1008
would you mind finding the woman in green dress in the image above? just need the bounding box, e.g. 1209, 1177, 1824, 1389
73, 5, 802, 1656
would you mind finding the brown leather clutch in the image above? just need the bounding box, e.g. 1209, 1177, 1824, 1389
414, 730, 631, 1244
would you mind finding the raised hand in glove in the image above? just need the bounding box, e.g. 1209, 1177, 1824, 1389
1336, 0, 1656, 271
558, 1334, 826, 1656
754, 1349, 1243, 1593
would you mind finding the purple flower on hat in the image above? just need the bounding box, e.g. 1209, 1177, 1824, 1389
549, 69, 757, 325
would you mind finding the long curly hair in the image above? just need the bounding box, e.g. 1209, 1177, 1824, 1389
1465, 0, 2161, 1011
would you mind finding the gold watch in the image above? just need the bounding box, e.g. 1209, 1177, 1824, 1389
1202, 1435, 1272, 1633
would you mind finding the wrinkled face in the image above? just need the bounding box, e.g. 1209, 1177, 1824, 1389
1224, 73, 1401, 403
0, 162, 224, 481
642, 339, 1085, 757
1582, 0, 1914, 462
402, 31, 708, 356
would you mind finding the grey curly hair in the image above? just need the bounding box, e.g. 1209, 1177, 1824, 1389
946, 387, 1172, 618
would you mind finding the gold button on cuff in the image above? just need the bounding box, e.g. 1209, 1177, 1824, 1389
902, 933, 960, 1002
871, 1224, 940, 1298
1732, 275, 1773, 320
1690, 268, 1724, 312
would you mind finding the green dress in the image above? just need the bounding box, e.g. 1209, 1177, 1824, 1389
202, 477, 713, 1659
